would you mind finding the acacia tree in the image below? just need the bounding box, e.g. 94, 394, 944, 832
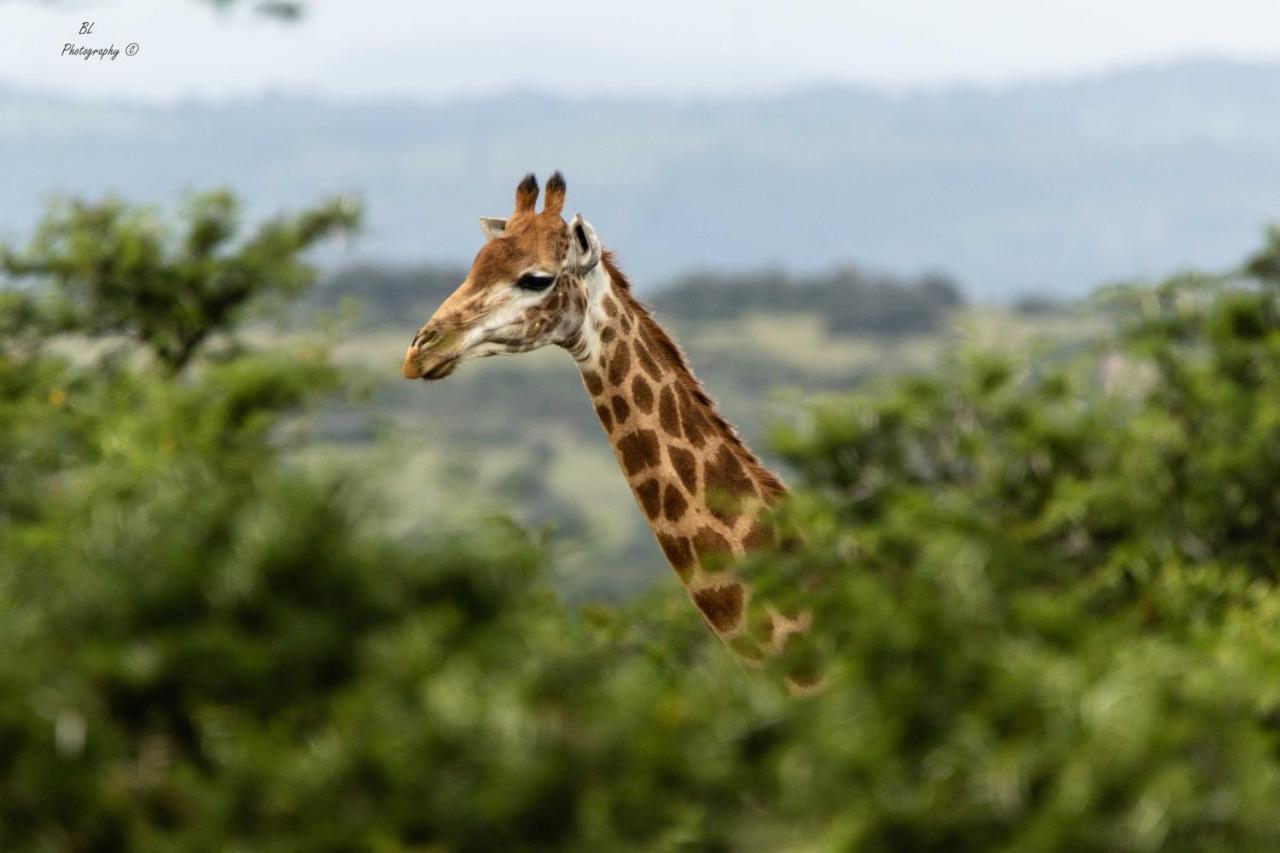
1, 191, 359, 370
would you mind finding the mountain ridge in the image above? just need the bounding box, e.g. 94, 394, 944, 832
5, 57, 1279, 297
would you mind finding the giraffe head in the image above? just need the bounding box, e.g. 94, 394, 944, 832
402, 171, 603, 380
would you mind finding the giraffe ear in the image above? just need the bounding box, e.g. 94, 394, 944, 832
479, 217, 507, 240
567, 213, 601, 272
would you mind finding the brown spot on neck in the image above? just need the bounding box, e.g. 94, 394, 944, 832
675, 385, 708, 447
661, 483, 688, 522
657, 385, 681, 438
616, 429, 660, 476
631, 374, 654, 413
606, 339, 631, 385
692, 583, 745, 633
667, 445, 699, 493
656, 533, 695, 581
703, 443, 756, 524
611, 394, 630, 425
595, 403, 613, 433
692, 526, 732, 570
634, 338, 664, 383
635, 478, 661, 519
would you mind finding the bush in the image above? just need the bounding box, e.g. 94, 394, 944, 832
4, 192, 1280, 850
754, 226, 1280, 849
0, 193, 769, 851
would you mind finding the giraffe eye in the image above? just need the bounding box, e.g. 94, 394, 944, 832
515, 273, 555, 292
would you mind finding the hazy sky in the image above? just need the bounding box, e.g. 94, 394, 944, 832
4, 0, 1280, 102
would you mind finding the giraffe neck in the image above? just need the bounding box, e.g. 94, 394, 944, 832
562, 253, 815, 680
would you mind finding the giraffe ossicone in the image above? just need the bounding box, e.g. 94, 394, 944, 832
402, 172, 821, 692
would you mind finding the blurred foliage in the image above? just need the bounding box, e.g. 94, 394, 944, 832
757, 227, 1280, 849
3, 190, 1280, 850
19, 1, 302, 22
2, 191, 359, 370
203, 0, 305, 20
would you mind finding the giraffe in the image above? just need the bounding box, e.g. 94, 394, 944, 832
402, 172, 820, 690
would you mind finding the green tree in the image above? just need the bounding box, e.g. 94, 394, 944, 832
2, 191, 358, 370
5, 189, 1280, 851
0, 192, 768, 851
750, 226, 1280, 850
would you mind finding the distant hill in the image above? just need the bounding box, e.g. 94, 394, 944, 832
4, 59, 1280, 298
649, 267, 962, 335
305, 262, 963, 336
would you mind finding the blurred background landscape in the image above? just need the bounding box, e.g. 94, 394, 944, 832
8, 50, 1280, 597
7, 57, 1280, 296
5, 1, 1280, 849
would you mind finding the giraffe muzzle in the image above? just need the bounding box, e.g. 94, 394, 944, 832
419, 354, 459, 380
402, 326, 465, 380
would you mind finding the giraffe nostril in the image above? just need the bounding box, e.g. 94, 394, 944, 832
414, 328, 440, 349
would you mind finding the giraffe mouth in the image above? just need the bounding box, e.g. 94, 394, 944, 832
420, 355, 460, 381
402, 339, 462, 381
